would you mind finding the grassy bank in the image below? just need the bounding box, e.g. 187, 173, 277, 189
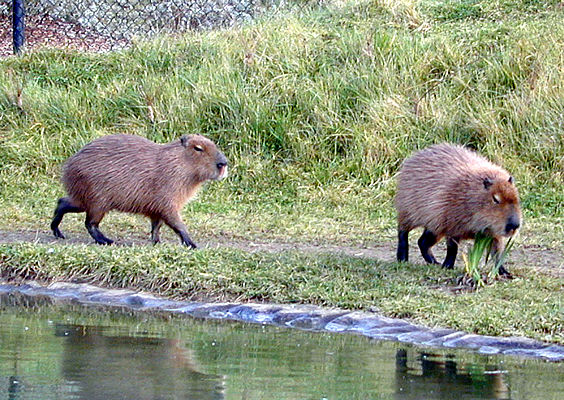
1, 243, 562, 344
1, 0, 563, 234
0, 0, 563, 342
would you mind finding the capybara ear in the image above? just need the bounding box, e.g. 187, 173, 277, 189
508, 176, 514, 184
180, 135, 189, 148
483, 177, 493, 190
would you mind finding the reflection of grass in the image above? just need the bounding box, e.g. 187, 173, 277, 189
462, 233, 516, 287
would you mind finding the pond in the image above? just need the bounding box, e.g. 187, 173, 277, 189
0, 292, 562, 400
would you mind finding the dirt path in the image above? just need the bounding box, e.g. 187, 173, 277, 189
0, 229, 562, 278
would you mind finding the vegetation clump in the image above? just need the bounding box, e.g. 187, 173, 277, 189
460, 233, 516, 288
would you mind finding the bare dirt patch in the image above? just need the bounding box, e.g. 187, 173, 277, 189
1, 229, 562, 278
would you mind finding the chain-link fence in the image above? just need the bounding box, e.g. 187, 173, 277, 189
1, 0, 299, 56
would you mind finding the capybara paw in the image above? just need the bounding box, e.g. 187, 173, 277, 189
498, 265, 513, 279
52, 229, 65, 239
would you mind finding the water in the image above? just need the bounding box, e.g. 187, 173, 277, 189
0, 293, 562, 400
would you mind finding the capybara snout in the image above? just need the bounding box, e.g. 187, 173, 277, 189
51, 134, 228, 247
505, 215, 520, 235
215, 156, 228, 180
395, 143, 521, 274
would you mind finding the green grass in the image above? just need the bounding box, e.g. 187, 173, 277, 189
0, 242, 562, 344
0, 0, 563, 342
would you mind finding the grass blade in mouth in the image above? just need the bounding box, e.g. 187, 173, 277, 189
463, 232, 517, 287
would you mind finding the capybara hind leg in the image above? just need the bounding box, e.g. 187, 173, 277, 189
51, 197, 84, 239
397, 230, 409, 262
151, 217, 163, 244
163, 214, 197, 249
85, 212, 113, 245
418, 229, 439, 264
443, 237, 459, 269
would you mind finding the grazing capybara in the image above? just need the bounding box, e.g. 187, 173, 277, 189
51, 134, 228, 247
395, 143, 521, 274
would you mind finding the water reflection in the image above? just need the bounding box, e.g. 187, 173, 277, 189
56, 324, 224, 400
1, 292, 562, 400
395, 349, 510, 399
0, 292, 54, 309
7, 376, 22, 400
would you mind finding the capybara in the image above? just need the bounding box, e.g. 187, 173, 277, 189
51, 134, 228, 247
395, 143, 521, 274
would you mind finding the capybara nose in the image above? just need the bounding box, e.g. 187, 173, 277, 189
216, 157, 228, 179
505, 217, 520, 234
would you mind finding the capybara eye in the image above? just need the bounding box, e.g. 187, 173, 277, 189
492, 194, 501, 204
483, 178, 493, 190
194, 145, 204, 152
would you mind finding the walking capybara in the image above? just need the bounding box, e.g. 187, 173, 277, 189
51, 134, 228, 247
395, 143, 521, 274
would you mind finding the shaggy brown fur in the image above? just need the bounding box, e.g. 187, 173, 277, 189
395, 143, 521, 273
51, 134, 228, 247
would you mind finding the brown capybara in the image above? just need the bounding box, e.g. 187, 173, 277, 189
395, 143, 521, 275
51, 134, 228, 247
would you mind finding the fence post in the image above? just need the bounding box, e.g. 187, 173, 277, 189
13, 0, 25, 54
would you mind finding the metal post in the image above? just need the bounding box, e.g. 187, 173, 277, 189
13, 0, 25, 54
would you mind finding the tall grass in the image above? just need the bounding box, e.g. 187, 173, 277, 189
0, 0, 562, 238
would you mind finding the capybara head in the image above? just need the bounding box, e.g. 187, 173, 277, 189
472, 174, 521, 238
180, 135, 228, 181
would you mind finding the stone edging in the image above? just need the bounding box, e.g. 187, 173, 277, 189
1, 281, 562, 362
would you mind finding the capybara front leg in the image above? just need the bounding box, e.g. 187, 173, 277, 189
163, 214, 197, 249
443, 237, 459, 269
397, 230, 409, 262
151, 217, 163, 244
418, 229, 439, 264
51, 197, 84, 239
490, 237, 512, 277
85, 212, 113, 245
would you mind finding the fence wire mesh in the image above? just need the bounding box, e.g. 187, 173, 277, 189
1, 0, 307, 56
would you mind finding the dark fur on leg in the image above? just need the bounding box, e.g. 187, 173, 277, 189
162, 214, 197, 249
397, 230, 409, 262
51, 197, 84, 239
442, 237, 459, 269
151, 217, 163, 244
490, 238, 513, 278
491, 239, 513, 278
418, 229, 439, 264
85, 212, 113, 245
497, 265, 513, 278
